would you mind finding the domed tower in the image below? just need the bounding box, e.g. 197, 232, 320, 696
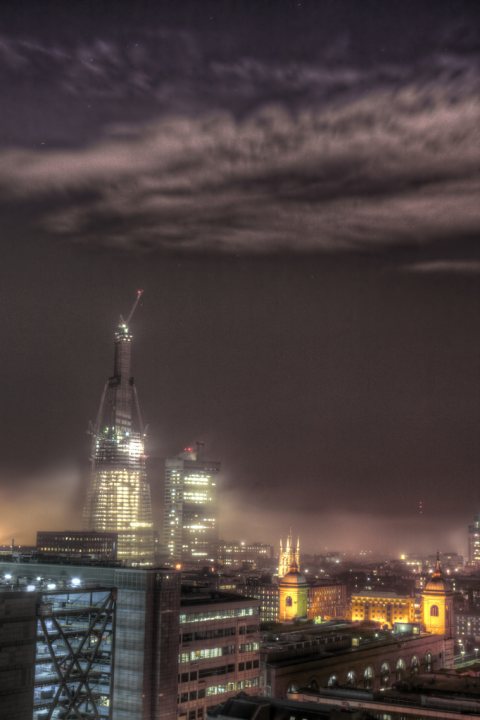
279, 559, 308, 622
422, 555, 454, 638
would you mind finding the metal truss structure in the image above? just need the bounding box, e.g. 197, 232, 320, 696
34, 588, 115, 720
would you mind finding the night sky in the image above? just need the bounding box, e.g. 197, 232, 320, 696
1, 0, 480, 555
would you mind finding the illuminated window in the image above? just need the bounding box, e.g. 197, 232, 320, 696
286, 596, 293, 607
430, 605, 439, 617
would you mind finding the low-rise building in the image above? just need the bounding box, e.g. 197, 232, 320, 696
350, 590, 416, 628
261, 623, 454, 697
217, 542, 273, 569
36, 530, 118, 561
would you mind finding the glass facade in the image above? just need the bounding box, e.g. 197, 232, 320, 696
164, 447, 219, 565
83, 305, 154, 566
0, 562, 181, 720
34, 588, 115, 720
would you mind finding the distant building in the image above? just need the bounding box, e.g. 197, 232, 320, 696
261, 624, 454, 697
455, 610, 480, 643
164, 444, 220, 565
178, 587, 261, 719
421, 556, 454, 637
83, 292, 155, 566
468, 513, 480, 566
279, 560, 308, 622
217, 541, 273, 569
308, 582, 347, 621
36, 530, 118, 561
278, 532, 300, 578
243, 580, 279, 623
238, 536, 347, 625
350, 590, 416, 628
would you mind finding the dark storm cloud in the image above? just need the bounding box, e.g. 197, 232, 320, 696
0, 67, 479, 253
0, 3, 479, 256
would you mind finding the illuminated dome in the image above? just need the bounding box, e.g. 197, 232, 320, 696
424, 557, 451, 594
279, 560, 307, 586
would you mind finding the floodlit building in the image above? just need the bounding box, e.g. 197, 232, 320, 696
421, 556, 454, 637
278, 532, 300, 578
83, 291, 155, 566
164, 444, 220, 565
278, 560, 308, 622
350, 590, 416, 628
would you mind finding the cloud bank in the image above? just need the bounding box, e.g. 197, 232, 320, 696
1, 80, 479, 254
0, 17, 479, 256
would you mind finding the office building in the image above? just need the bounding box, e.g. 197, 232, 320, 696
83, 291, 155, 566
0, 590, 37, 720
468, 513, 480, 566
0, 560, 180, 720
164, 444, 220, 566
36, 530, 118, 561
242, 580, 279, 624
178, 587, 261, 720
308, 582, 347, 621
217, 542, 273, 569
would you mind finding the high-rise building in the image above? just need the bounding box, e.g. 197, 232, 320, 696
468, 513, 480, 566
83, 291, 155, 566
164, 444, 219, 565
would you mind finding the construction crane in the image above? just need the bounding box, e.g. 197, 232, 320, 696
120, 289, 144, 327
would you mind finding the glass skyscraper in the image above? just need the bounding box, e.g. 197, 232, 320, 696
164, 444, 219, 565
83, 292, 155, 566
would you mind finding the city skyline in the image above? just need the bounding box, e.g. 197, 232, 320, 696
1, 1, 480, 555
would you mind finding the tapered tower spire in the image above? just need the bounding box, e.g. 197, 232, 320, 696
83, 291, 154, 566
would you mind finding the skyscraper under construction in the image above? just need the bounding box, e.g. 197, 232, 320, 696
83, 291, 155, 566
